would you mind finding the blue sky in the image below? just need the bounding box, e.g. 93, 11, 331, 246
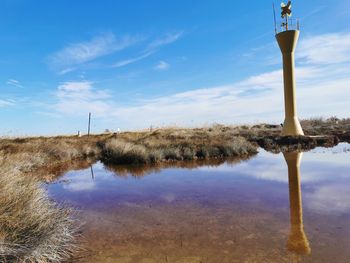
1, 0, 350, 135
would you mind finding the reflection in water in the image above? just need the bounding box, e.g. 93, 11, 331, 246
105, 157, 245, 178
284, 152, 311, 258
90, 165, 94, 180
38, 158, 96, 182
47, 144, 350, 262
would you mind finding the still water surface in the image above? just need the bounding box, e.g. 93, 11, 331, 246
48, 144, 350, 263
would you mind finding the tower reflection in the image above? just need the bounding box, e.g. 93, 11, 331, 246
283, 152, 311, 257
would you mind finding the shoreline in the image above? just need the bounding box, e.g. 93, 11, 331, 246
1, 121, 349, 176
1, 120, 349, 261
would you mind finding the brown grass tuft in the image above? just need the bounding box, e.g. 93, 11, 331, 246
0, 169, 78, 262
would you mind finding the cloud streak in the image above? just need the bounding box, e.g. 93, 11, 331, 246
112, 51, 154, 68
49, 33, 140, 73
7, 79, 23, 88
147, 31, 183, 51
0, 99, 15, 107
112, 31, 183, 68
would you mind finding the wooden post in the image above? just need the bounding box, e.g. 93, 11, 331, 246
88, 112, 91, 136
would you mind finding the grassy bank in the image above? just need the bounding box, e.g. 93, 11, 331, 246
0, 134, 111, 180
1, 118, 349, 176
101, 129, 258, 165
300, 117, 350, 141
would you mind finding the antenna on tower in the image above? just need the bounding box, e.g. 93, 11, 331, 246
281, 1, 292, 31
272, 2, 277, 35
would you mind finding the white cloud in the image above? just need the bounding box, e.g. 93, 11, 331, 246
7, 79, 23, 88
109, 66, 333, 128
147, 31, 183, 50
49, 33, 140, 73
154, 61, 170, 71
298, 32, 350, 64
110, 80, 277, 127
54, 81, 112, 116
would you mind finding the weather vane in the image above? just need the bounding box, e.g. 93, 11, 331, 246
281, 1, 292, 30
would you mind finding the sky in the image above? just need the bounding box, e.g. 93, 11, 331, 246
0, 0, 350, 136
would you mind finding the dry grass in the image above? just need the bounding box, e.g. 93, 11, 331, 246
101, 128, 258, 165
2, 119, 347, 172
300, 117, 350, 139
0, 134, 111, 177
0, 169, 78, 263
0, 135, 111, 262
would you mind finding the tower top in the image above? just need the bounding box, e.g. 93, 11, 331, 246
273, 1, 300, 35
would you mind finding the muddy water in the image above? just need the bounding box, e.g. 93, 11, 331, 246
48, 144, 350, 263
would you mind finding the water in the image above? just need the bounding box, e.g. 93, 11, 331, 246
48, 144, 350, 263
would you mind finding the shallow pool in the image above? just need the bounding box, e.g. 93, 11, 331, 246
48, 144, 350, 263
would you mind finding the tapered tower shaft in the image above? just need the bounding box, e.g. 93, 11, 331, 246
276, 30, 304, 136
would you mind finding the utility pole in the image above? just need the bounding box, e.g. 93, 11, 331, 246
87, 112, 91, 136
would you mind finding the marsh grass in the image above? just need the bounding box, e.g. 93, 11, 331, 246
0, 169, 78, 263
0, 134, 110, 178
300, 117, 350, 138
0, 135, 107, 262
101, 128, 258, 165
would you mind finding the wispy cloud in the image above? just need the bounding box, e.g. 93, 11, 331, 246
7, 79, 23, 88
112, 51, 154, 68
112, 31, 183, 68
298, 32, 350, 64
147, 31, 183, 50
0, 99, 15, 107
49, 31, 183, 73
109, 62, 349, 128
110, 70, 284, 127
154, 61, 170, 71
300, 5, 326, 21
48, 33, 141, 73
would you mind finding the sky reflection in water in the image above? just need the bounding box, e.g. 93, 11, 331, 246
48, 143, 350, 262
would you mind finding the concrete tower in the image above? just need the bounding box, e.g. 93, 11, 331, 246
276, 1, 304, 136
283, 152, 311, 257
